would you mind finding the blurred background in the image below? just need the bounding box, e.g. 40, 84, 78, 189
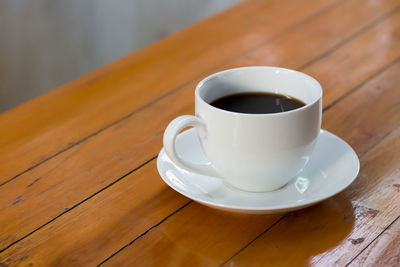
0, 0, 241, 113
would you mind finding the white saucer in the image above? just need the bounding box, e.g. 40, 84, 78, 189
157, 128, 359, 214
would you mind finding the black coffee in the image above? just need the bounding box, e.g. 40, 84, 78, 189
210, 92, 305, 114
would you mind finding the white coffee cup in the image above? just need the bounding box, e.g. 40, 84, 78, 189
163, 66, 322, 192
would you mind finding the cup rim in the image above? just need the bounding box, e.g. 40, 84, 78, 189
195, 66, 323, 117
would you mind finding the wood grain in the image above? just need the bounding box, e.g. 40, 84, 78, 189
0, 0, 398, 254
1, 0, 400, 266
101, 59, 400, 267
227, 2, 400, 110
349, 216, 400, 266
2, 45, 400, 267
225, 64, 400, 266
0, 0, 340, 183
0, 161, 190, 266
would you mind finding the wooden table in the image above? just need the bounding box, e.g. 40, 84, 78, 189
1, 0, 400, 265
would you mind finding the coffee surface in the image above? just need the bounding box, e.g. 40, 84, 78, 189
209, 92, 306, 114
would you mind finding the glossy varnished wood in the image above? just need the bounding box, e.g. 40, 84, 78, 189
101, 57, 400, 267
0, 0, 400, 266
1, 0, 399, 253
0, 0, 338, 184
225, 65, 400, 266
350, 216, 400, 266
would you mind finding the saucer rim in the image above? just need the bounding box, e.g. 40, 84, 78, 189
157, 129, 360, 212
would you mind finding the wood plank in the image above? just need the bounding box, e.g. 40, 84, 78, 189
0, 161, 190, 266
0, 0, 398, 253
186, 0, 400, 113
223, 66, 400, 266
2, 42, 400, 267
309, 126, 400, 266
0, 0, 399, 255
0, 87, 193, 251
304, 10, 400, 110
228, 3, 400, 110
0, 0, 340, 183
349, 216, 400, 266
98, 60, 400, 267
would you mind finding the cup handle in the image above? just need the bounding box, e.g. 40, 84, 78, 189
163, 115, 219, 177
